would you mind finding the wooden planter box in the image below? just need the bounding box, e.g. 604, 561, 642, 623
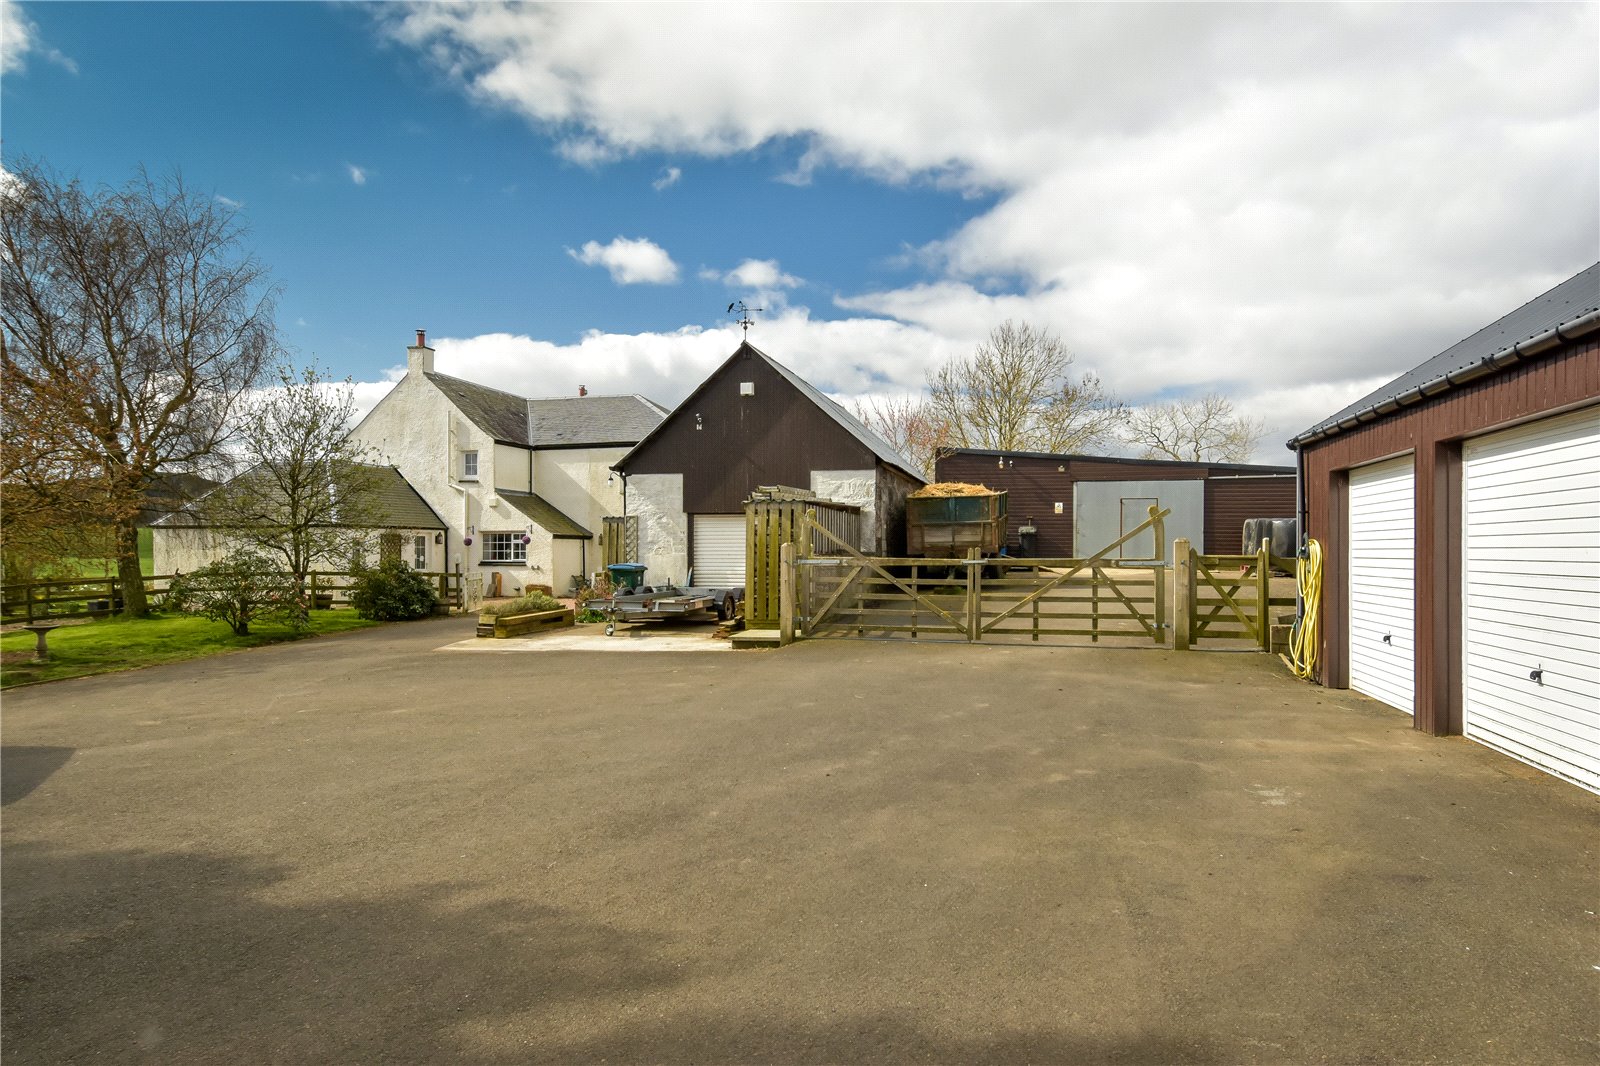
476, 607, 575, 638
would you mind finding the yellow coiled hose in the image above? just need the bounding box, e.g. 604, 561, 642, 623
1286, 538, 1323, 681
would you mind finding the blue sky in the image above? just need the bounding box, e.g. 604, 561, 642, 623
5, 2, 1597, 456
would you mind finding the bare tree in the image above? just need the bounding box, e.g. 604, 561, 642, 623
850, 394, 952, 478
200, 363, 386, 612
1122, 392, 1267, 463
1, 159, 277, 615
925, 320, 1124, 455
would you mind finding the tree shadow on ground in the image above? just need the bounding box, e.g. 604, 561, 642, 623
1, 841, 1219, 1064
1, 746, 74, 805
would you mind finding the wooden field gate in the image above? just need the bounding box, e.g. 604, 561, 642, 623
1173, 538, 1297, 652
744, 488, 861, 628
792, 505, 1171, 646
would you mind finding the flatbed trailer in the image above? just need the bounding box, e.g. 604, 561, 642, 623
585, 584, 742, 636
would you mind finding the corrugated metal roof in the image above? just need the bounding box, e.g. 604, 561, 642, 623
498, 490, 592, 538
1292, 263, 1600, 445
943, 448, 1294, 475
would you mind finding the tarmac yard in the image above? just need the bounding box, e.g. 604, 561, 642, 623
3, 616, 1596, 1064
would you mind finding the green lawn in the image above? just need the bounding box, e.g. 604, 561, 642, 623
8, 528, 156, 582
0, 610, 382, 689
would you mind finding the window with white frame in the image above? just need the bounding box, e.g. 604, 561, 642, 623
413, 535, 428, 569
482, 532, 526, 563
461, 450, 479, 480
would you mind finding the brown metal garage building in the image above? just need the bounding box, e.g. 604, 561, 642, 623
934, 450, 1295, 558
1291, 262, 1598, 793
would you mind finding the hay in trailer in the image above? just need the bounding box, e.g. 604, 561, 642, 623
909, 481, 1000, 498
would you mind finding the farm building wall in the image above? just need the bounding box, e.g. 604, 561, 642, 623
1299, 335, 1599, 737
934, 452, 1294, 556
810, 470, 877, 551
625, 473, 688, 585
620, 348, 878, 515
151, 526, 445, 577
1205, 476, 1297, 554
875, 465, 922, 556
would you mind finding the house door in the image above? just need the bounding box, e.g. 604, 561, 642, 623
1346, 456, 1415, 715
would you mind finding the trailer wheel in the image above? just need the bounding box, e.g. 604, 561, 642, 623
717, 593, 736, 622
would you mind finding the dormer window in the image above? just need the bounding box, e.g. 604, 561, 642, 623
461, 450, 479, 481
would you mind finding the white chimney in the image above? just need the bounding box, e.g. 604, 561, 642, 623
407, 329, 434, 374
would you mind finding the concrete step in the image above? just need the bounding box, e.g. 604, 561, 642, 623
732, 628, 783, 649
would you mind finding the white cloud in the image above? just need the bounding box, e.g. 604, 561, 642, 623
568, 236, 680, 285
1, 0, 77, 75
346, 164, 368, 186
721, 259, 802, 291
214, 194, 243, 209
376, 4, 1598, 452
0, 163, 24, 202
652, 165, 682, 191
351, 311, 966, 426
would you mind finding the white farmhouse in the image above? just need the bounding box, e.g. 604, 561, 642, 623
349, 332, 667, 596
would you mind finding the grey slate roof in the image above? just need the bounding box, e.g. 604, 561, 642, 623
368, 466, 447, 529
1292, 263, 1600, 445
425, 373, 532, 444
424, 371, 667, 448
498, 490, 592, 538
527, 394, 670, 447
153, 465, 445, 530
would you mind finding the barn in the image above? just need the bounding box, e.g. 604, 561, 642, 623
1290, 262, 1598, 793
933, 450, 1295, 561
613, 342, 926, 587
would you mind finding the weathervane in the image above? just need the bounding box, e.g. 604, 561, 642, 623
727, 300, 763, 338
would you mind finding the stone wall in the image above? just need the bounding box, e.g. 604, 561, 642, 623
811, 470, 876, 550
625, 473, 687, 585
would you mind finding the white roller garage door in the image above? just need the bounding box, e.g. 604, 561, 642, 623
692, 515, 746, 587
1463, 406, 1600, 793
1348, 456, 1416, 714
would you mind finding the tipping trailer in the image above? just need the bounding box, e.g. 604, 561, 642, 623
905, 484, 1009, 557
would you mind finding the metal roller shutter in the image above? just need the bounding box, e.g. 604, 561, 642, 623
1347, 456, 1416, 714
692, 514, 746, 587
1463, 406, 1600, 793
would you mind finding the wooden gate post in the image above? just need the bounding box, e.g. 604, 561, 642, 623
966, 547, 981, 643
779, 541, 795, 646
1256, 540, 1271, 651
1173, 538, 1192, 651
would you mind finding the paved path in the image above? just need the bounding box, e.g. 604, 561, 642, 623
3, 617, 1596, 1063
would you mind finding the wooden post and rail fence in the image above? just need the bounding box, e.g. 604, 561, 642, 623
2, 569, 466, 624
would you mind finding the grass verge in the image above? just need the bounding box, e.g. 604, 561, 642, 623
0, 610, 382, 689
